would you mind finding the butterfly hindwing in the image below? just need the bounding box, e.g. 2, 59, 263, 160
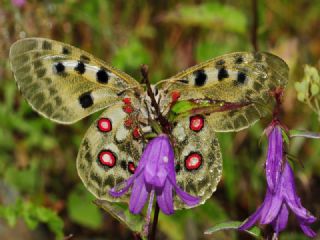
172, 115, 222, 209
9, 38, 142, 124
162, 52, 288, 131
77, 103, 143, 202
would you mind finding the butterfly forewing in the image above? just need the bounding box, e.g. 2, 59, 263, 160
162, 52, 288, 131
172, 116, 222, 209
77, 103, 143, 202
9, 38, 142, 124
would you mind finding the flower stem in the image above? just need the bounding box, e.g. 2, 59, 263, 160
144, 190, 155, 236
149, 203, 160, 240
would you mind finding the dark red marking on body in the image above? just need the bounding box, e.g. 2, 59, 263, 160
122, 97, 131, 104
124, 118, 133, 128
171, 91, 181, 102
123, 105, 133, 114
128, 161, 136, 174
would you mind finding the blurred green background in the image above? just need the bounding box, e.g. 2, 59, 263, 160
0, 0, 320, 239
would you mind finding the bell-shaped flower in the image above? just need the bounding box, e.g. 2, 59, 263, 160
109, 134, 200, 215
239, 124, 316, 238
11, 0, 26, 7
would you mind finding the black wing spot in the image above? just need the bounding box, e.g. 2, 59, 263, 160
218, 67, 229, 81
62, 47, 71, 55
74, 61, 86, 74
175, 163, 181, 173
42, 40, 52, 50
237, 72, 247, 84
120, 160, 127, 170
194, 69, 207, 87
53, 62, 65, 73
96, 68, 109, 84
79, 92, 93, 108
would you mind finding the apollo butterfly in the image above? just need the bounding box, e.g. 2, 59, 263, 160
9, 38, 288, 209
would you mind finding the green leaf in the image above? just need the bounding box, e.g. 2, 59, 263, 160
0, 204, 18, 227
22, 202, 39, 229
4, 160, 39, 194
170, 101, 195, 115
168, 99, 225, 121
204, 221, 262, 239
297, 92, 306, 102
161, 3, 247, 34
289, 129, 320, 139
94, 199, 145, 236
0, 200, 64, 240
294, 81, 308, 92
281, 129, 290, 145
67, 184, 103, 229
311, 83, 319, 96
112, 37, 150, 74
36, 207, 64, 240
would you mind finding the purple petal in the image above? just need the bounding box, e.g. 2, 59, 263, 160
239, 204, 265, 231
168, 176, 200, 206
129, 173, 149, 214
272, 204, 289, 234
240, 189, 276, 230
109, 175, 135, 197
11, 0, 25, 7
260, 189, 283, 224
282, 163, 316, 223
265, 126, 283, 192
299, 222, 317, 238
144, 135, 171, 188
156, 179, 174, 215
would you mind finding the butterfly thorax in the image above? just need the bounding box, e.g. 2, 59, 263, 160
133, 85, 172, 136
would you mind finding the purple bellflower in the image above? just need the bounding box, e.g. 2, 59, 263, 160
11, 0, 26, 7
239, 123, 316, 238
110, 134, 200, 217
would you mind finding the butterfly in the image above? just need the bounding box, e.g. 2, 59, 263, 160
9, 38, 288, 210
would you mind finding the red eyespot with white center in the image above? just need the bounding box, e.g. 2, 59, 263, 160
189, 115, 204, 132
98, 150, 116, 167
185, 152, 202, 171
97, 118, 112, 132
128, 161, 136, 174
124, 118, 133, 128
